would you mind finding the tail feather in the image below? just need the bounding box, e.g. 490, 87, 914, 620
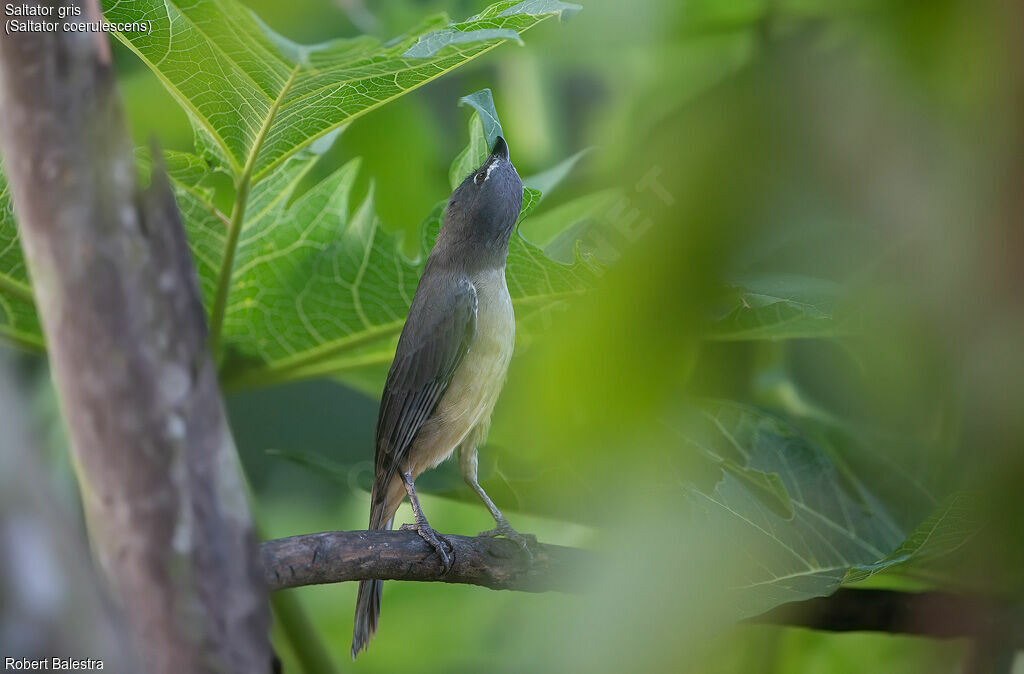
351, 489, 394, 659
351, 577, 382, 659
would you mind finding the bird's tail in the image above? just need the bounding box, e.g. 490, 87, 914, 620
351, 575, 384, 659
351, 489, 393, 659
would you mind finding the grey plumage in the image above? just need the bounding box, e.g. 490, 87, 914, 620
374, 276, 478, 502
352, 137, 526, 658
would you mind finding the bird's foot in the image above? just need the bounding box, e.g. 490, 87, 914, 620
400, 521, 453, 574
477, 522, 538, 562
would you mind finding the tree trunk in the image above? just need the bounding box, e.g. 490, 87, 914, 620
0, 2, 272, 672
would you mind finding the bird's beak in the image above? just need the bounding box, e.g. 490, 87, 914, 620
491, 136, 509, 161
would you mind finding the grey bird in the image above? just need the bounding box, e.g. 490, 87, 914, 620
351, 136, 532, 658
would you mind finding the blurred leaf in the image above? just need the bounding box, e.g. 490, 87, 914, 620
523, 188, 624, 263
268, 434, 595, 522
790, 413, 949, 535
673, 401, 913, 617
427, 434, 615, 521
0, 167, 42, 351
843, 492, 985, 584
708, 274, 856, 341
675, 404, 981, 618
103, 0, 576, 183
719, 459, 795, 521
523, 148, 591, 199
265, 448, 354, 487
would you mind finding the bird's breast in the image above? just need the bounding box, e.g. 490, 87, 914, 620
446, 265, 514, 412
470, 265, 516, 356
406, 267, 514, 476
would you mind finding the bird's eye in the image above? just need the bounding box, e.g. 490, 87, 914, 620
474, 172, 485, 186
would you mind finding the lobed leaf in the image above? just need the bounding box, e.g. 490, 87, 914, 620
206, 91, 598, 391
673, 401, 915, 617
103, 0, 581, 182
216, 178, 597, 391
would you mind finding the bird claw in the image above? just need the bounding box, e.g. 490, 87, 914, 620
477, 523, 537, 562
401, 521, 453, 574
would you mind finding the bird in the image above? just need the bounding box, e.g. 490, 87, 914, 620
351, 136, 533, 658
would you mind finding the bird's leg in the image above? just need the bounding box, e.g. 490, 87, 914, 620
398, 470, 452, 574
458, 444, 537, 559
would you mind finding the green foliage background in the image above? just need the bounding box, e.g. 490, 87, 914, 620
2, 0, 1023, 672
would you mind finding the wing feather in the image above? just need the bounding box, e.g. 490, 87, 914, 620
373, 275, 477, 501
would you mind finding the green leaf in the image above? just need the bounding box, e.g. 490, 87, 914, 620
458, 88, 505, 149
448, 89, 505, 190
522, 188, 624, 263
104, 0, 580, 353
673, 401, 917, 617
676, 404, 980, 617
211, 91, 597, 391
148, 147, 327, 327
719, 459, 795, 521
707, 273, 857, 341
218, 187, 596, 391
0, 1, 594, 388
523, 147, 590, 199
0, 167, 43, 352
843, 492, 985, 584
0, 85, 595, 380
449, 115, 490, 192
103, 0, 579, 183
404, 28, 522, 58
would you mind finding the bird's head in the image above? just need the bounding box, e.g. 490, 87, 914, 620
441, 136, 523, 260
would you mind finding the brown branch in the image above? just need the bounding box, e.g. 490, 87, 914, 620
746, 588, 1024, 649
260, 530, 592, 593
262, 534, 1024, 656
0, 2, 270, 672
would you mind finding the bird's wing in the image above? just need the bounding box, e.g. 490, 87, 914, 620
373, 275, 477, 498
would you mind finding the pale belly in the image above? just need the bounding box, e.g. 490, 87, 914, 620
404, 267, 515, 478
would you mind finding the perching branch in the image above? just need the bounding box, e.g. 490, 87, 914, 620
260, 530, 592, 593
0, 2, 271, 672
261, 532, 1024, 654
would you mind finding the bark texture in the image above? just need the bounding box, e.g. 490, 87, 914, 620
261, 530, 592, 593
0, 2, 271, 672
